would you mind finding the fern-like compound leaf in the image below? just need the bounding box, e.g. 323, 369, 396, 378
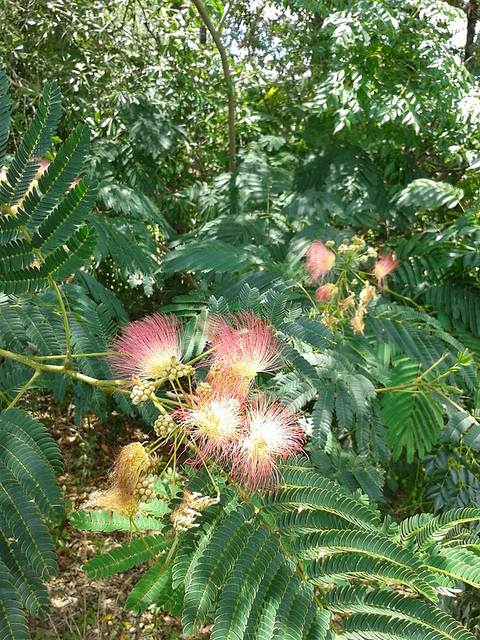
31, 178, 97, 254
0, 570, 30, 640
0, 431, 63, 518
84, 535, 168, 579
45, 223, 96, 281
272, 479, 382, 531
182, 503, 256, 635
0, 407, 63, 635
306, 552, 427, 592
27, 124, 90, 230
425, 546, 480, 588
292, 529, 438, 600
325, 586, 474, 640
0, 408, 62, 474
1, 81, 62, 205
394, 178, 464, 210
397, 508, 480, 551
0, 524, 50, 617
0, 80, 96, 296
0, 63, 9, 168
70, 509, 165, 533
211, 525, 281, 640
126, 563, 175, 614
281, 316, 334, 352
275, 508, 357, 534
341, 614, 467, 640
311, 383, 335, 448
0, 473, 57, 581
381, 357, 444, 462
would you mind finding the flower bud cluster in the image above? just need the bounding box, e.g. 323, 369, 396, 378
154, 414, 176, 438
134, 475, 156, 504
130, 381, 156, 405
195, 381, 212, 396
160, 357, 194, 381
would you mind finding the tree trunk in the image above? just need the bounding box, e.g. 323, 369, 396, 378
465, 0, 479, 62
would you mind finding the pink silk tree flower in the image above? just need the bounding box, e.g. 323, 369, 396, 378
179, 380, 245, 464
305, 240, 336, 284
315, 283, 337, 302
207, 312, 284, 382
373, 253, 399, 287
109, 313, 183, 381
232, 397, 305, 493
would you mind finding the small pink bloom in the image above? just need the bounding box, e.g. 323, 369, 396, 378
232, 396, 305, 492
305, 241, 335, 284
109, 313, 183, 381
373, 253, 399, 286
315, 283, 337, 302
207, 312, 284, 381
180, 380, 245, 464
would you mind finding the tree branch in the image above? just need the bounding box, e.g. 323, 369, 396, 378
191, 0, 236, 172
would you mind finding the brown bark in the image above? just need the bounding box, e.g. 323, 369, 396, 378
465, 0, 479, 63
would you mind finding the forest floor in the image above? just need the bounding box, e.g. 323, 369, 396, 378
26, 396, 196, 640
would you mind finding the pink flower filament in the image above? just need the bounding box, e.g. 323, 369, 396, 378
208, 312, 284, 382
305, 241, 336, 284
109, 313, 183, 381
233, 397, 305, 492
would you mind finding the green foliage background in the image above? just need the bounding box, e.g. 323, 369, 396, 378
3, 0, 480, 638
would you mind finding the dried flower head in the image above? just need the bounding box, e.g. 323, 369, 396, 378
233, 397, 305, 492
207, 312, 284, 382
359, 282, 377, 306
109, 313, 183, 381
305, 241, 335, 284
111, 442, 153, 493
315, 283, 337, 302
338, 293, 355, 313
170, 490, 220, 532
350, 307, 365, 335
180, 381, 244, 462
373, 253, 399, 286
320, 312, 336, 330
95, 487, 139, 518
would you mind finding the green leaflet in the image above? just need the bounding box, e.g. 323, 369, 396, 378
381, 357, 444, 462
77, 461, 480, 640
0, 67, 96, 296
0, 407, 64, 633
397, 508, 480, 551
182, 503, 256, 635
84, 535, 168, 579
425, 547, 480, 588
325, 586, 474, 640
126, 563, 175, 615
0, 62, 9, 168
291, 528, 438, 600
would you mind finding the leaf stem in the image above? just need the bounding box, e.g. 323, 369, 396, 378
6, 370, 41, 409
0, 347, 127, 393
49, 277, 73, 369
